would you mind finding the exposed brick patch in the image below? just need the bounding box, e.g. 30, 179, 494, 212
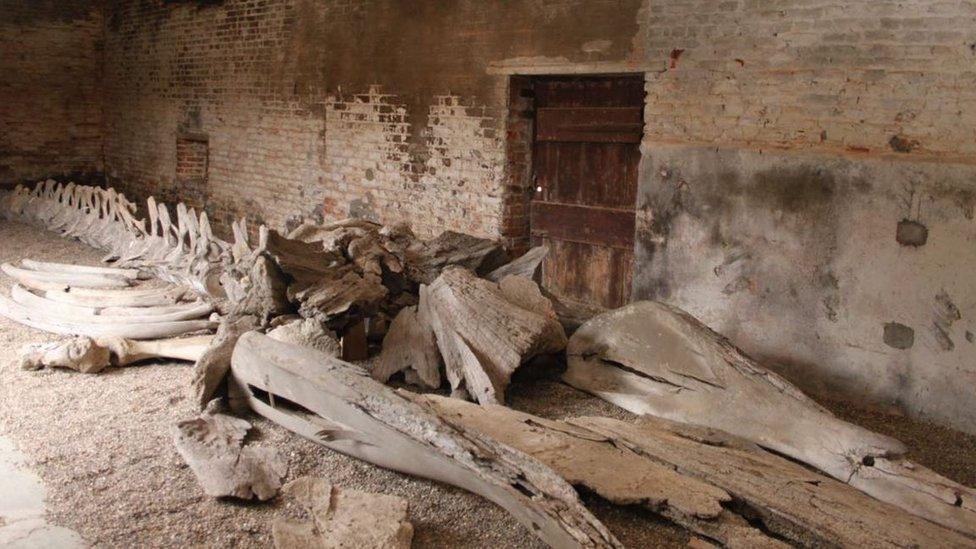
0, 1, 103, 183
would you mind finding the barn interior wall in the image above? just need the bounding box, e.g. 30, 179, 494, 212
1, 0, 975, 433
0, 0, 104, 186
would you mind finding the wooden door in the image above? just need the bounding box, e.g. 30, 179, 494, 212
530, 75, 643, 309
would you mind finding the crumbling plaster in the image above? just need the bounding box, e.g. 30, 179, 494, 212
633, 144, 976, 434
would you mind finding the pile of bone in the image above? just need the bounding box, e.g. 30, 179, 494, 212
0, 259, 215, 340
190, 219, 552, 408
222, 218, 515, 331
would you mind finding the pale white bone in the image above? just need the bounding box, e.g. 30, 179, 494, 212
38, 285, 186, 308
0, 293, 215, 339
173, 407, 285, 501
2, 262, 131, 289
19, 334, 214, 373
20, 259, 142, 279
10, 285, 210, 324
98, 334, 215, 365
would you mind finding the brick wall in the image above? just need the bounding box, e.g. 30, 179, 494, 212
100, 0, 642, 239
0, 0, 103, 185
640, 0, 976, 160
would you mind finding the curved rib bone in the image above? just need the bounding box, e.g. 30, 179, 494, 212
10, 285, 211, 324
0, 293, 215, 339
20, 259, 143, 279
2, 262, 131, 289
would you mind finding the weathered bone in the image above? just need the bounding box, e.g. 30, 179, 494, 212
563, 301, 976, 538
98, 334, 215, 365
173, 405, 286, 501
19, 334, 214, 373
38, 284, 186, 308
19, 337, 112, 374
485, 245, 548, 283
20, 259, 143, 279
10, 285, 211, 324
266, 318, 341, 357
2, 262, 132, 289
190, 315, 261, 409
414, 395, 976, 547
273, 476, 414, 549
371, 301, 441, 389
0, 293, 215, 339
425, 268, 566, 404
230, 333, 620, 549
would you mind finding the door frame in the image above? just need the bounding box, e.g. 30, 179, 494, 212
502, 72, 647, 307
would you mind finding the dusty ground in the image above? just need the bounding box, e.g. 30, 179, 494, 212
0, 218, 973, 548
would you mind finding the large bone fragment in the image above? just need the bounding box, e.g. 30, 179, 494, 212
189, 315, 261, 409
0, 293, 215, 339
272, 476, 413, 549
405, 230, 507, 284
2, 262, 132, 289
485, 245, 549, 283
410, 395, 786, 548
173, 406, 285, 501
425, 268, 566, 404
19, 337, 112, 374
267, 318, 341, 358
574, 416, 974, 548
370, 302, 441, 389
230, 333, 620, 549
563, 301, 976, 538
294, 267, 388, 322
416, 395, 973, 547
19, 335, 214, 373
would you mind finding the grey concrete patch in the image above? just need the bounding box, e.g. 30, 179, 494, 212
633, 144, 976, 434
0, 435, 85, 548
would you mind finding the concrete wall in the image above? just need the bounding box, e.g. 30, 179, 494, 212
5, 0, 975, 432
635, 146, 976, 433
0, 1, 104, 185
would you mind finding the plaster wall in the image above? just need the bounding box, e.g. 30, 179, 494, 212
635, 145, 976, 432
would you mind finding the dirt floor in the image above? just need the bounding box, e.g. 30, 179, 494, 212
0, 218, 974, 548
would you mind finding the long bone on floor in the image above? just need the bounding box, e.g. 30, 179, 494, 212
563, 301, 976, 539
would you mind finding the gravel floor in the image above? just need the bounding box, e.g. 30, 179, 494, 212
0, 218, 973, 548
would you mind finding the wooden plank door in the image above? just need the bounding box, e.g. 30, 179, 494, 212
530, 75, 644, 309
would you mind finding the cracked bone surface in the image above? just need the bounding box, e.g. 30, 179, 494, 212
173, 404, 286, 501
563, 301, 976, 538
414, 394, 972, 547
230, 332, 620, 549
19, 337, 113, 374
272, 476, 413, 549
424, 268, 567, 404
19, 335, 215, 373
